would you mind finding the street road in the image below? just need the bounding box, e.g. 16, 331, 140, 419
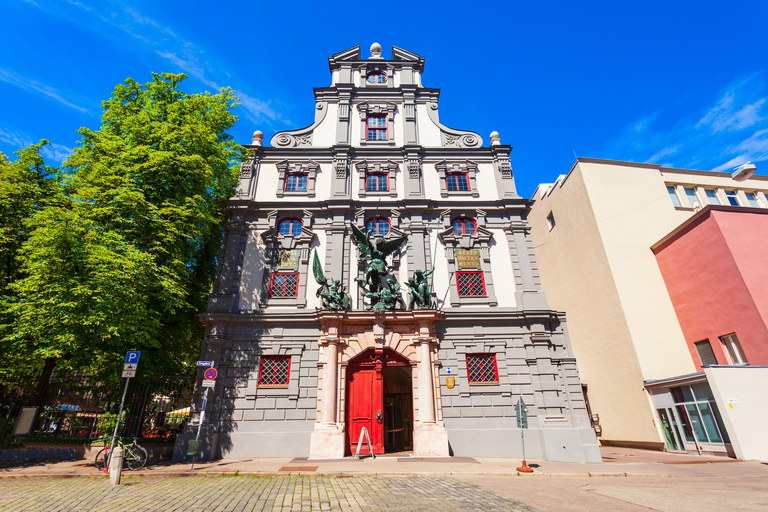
463, 474, 768, 512
2, 473, 767, 511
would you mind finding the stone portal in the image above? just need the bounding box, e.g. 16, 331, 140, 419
309, 310, 449, 458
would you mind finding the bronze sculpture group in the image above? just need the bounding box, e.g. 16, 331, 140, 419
312, 222, 434, 312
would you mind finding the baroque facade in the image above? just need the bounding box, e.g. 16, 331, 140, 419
175, 44, 599, 462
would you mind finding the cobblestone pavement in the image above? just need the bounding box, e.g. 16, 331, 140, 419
0, 475, 540, 512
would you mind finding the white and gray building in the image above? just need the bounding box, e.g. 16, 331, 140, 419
175, 44, 600, 462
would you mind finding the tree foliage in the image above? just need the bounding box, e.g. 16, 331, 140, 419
4, 73, 243, 381
0, 141, 62, 379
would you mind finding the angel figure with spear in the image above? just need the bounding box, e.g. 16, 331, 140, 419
350, 223, 408, 294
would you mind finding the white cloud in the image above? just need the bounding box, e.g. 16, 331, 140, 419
602, 73, 768, 173
40, 143, 73, 163
36, 0, 284, 126
0, 124, 71, 163
0, 126, 32, 148
0, 68, 88, 113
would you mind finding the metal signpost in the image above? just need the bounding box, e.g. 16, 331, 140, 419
515, 397, 534, 473
190, 364, 216, 470
107, 351, 140, 472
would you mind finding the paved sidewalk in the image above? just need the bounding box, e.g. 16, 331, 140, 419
0, 447, 765, 479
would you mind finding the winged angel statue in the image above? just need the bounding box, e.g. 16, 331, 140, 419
313, 250, 349, 310
350, 223, 408, 311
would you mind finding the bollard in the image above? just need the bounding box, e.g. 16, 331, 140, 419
109, 446, 123, 486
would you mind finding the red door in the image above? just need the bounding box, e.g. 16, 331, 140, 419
346, 361, 383, 455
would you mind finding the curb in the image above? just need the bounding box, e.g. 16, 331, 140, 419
0, 470, 680, 479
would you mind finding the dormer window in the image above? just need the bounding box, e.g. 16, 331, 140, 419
284, 173, 308, 192
446, 172, 470, 192
367, 115, 387, 141
278, 219, 303, 237
451, 217, 477, 236
366, 172, 389, 192
367, 71, 387, 84
365, 217, 390, 236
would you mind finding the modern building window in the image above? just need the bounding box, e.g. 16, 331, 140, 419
446, 172, 470, 191
466, 354, 499, 384
745, 192, 762, 208
366, 172, 389, 192
366, 114, 387, 141
270, 273, 299, 297
725, 190, 741, 206
451, 217, 477, 236
704, 189, 720, 205
259, 356, 291, 387
694, 340, 717, 366
365, 217, 391, 236
284, 173, 308, 192
671, 384, 728, 445
720, 333, 748, 365
456, 271, 486, 297
684, 187, 700, 208
667, 186, 682, 207
366, 71, 387, 84
546, 212, 556, 230
277, 219, 303, 237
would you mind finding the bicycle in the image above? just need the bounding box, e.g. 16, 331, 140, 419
94, 437, 148, 471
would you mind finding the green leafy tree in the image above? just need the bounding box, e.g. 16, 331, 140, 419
6, 73, 243, 382
0, 142, 62, 383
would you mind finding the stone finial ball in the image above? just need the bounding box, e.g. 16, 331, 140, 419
370, 42, 382, 57
490, 131, 499, 139
252, 130, 263, 145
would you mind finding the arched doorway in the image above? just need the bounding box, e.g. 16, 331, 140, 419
345, 348, 413, 455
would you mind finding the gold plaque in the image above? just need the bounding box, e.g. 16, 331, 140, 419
446, 376, 455, 389
275, 249, 300, 270
456, 249, 480, 269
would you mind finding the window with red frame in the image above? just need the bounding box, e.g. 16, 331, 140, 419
259, 356, 291, 386
365, 217, 390, 236
284, 173, 308, 192
451, 218, 476, 236
367, 71, 387, 84
277, 219, 302, 236
367, 115, 387, 141
366, 173, 389, 192
446, 172, 469, 191
466, 354, 499, 384
456, 271, 485, 296
270, 273, 299, 297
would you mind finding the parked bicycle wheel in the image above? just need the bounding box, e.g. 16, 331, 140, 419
124, 444, 148, 470
94, 448, 107, 471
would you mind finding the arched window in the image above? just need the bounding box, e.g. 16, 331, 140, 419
365, 217, 391, 236
367, 71, 387, 84
277, 218, 303, 236
451, 217, 476, 236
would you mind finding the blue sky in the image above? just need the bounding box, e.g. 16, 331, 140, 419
2, 0, 767, 197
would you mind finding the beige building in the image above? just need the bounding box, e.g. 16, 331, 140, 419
528, 158, 768, 452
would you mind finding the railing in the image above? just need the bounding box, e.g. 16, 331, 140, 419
0, 372, 193, 449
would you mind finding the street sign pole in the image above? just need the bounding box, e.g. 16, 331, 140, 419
191, 364, 215, 470
107, 376, 130, 472
107, 351, 141, 471
515, 397, 534, 473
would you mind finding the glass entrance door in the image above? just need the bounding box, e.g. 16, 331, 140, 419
657, 407, 685, 452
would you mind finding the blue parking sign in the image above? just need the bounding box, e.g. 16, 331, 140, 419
125, 351, 141, 365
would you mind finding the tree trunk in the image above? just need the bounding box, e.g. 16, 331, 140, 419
30, 357, 57, 433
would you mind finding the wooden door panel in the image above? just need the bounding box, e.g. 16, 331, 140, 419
347, 368, 375, 455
